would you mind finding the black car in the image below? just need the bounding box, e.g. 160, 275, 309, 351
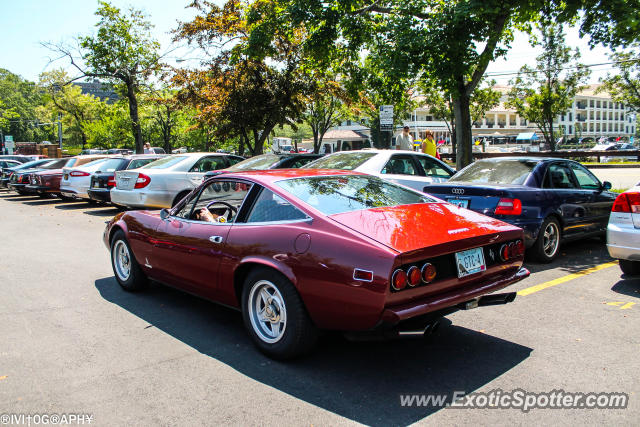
1, 159, 59, 189
87, 154, 166, 203
204, 153, 324, 178
7, 159, 69, 195
423, 157, 616, 262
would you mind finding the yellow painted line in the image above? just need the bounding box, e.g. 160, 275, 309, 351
518, 261, 618, 296
621, 302, 636, 310
0, 376, 6, 381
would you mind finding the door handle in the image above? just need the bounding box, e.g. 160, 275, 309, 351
209, 236, 224, 244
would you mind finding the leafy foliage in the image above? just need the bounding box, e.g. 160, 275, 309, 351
601, 45, 640, 114
507, 16, 590, 150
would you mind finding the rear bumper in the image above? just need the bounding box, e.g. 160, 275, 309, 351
380, 267, 529, 326
8, 183, 34, 193
110, 188, 175, 209
25, 184, 56, 193
88, 188, 112, 203
607, 219, 640, 261
60, 185, 90, 200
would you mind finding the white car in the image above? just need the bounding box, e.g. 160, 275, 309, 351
303, 149, 454, 192
60, 157, 121, 201
607, 183, 640, 275
110, 152, 244, 209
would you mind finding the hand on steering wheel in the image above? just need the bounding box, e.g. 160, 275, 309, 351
203, 200, 238, 222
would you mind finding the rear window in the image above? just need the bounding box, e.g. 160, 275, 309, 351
227, 154, 281, 171
127, 158, 158, 169
451, 159, 538, 185
90, 158, 127, 172
142, 155, 187, 169
276, 175, 436, 215
303, 152, 376, 170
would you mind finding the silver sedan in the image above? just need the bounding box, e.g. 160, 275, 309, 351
110, 153, 244, 209
607, 183, 640, 275
303, 149, 454, 192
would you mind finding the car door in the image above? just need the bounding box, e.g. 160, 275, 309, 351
216, 186, 312, 307
187, 155, 228, 188
543, 162, 591, 237
379, 154, 426, 191
568, 162, 616, 233
412, 154, 454, 183
152, 178, 253, 299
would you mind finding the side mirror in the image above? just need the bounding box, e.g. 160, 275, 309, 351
160, 208, 169, 220
601, 181, 612, 191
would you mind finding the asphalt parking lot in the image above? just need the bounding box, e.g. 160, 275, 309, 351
1, 191, 639, 426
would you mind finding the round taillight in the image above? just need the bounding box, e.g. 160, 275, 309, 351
515, 240, 525, 256
421, 263, 437, 283
391, 269, 408, 291
508, 242, 516, 258
407, 266, 421, 287
500, 244, 509, 261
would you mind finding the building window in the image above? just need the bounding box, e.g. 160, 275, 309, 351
569, 125, 573, 134
609, 112, 613, 120
615, 123, 618, 132
569, 112, 573, 121
609, 123, 612, 132
597, 123, 601, 132
596, 111, 601, 120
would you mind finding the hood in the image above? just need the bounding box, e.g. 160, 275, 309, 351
329, 203, 519, 253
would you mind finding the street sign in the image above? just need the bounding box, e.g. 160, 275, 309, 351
4, 136, 14, 154
380, 105, 393, 131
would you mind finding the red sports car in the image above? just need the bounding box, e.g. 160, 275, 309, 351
104, 169, 529, 359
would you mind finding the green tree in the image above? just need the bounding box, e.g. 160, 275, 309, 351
83, 101, 135, 149
173, 0, 314, 156
0, 69, 46, 142
601, 45, 640, 114
507, 16, 590, 151
46, 1, 161, 153
38, 69, 106, 149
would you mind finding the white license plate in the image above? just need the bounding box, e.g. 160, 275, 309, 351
455, 247, 486, 278
448, 198, 469, 208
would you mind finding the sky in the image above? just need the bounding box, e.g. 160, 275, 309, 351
0, 0, 619, 85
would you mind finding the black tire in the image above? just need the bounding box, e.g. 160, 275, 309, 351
620, 259, 640, 276
241, 267, 318, 359
532, 217, 561, 263
172, 191, 191, 208
37, 192, 50, 199
87, 199, 98, 205
110, 230, 148, 291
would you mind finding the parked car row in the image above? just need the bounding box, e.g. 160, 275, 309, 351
3, 149, 638, 360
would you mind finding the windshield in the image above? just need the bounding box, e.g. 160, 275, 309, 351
227, 154, 281, 171
451, 159, 538, 185
303, 152, 376, 170
142, 155, 187, 169
14, 160, 50, 170
276, 175, 437, 215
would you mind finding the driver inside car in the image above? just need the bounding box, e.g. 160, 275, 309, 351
197, 208, 221, 223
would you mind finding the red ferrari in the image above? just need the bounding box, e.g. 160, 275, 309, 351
104, 169, 529, 359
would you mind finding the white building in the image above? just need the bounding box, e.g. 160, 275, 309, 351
329, 83, 635, 145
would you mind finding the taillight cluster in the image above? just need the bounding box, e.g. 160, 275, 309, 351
495, 198, 522, 215
134, 173, 151, 189
70, 171, 90, 177
107, 176, 116, 187
612, 192, 640, 213
391, 262, 437, 291
499, 240, 525, 261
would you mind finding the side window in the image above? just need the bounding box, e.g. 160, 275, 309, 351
288, 157, 318, 169
245, 188, 307, 223
414, 155, 453, 178
190, 156, 227, 172
227, 156, 244, 166
174, 180, 252, 222
545, 164, 577, 189
570, 163, 601, 190
381, 155, 419, 176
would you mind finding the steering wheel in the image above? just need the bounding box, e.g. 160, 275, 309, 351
204, 200, 238, 222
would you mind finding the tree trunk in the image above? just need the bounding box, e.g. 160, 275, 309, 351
548, 117, 555, 151
125, 81, 143, 154
81, 133, 87, 150
453, 93, 473, 170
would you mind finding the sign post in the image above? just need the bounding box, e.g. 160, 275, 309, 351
4, 135, 14, 155
379, 105, 394, 149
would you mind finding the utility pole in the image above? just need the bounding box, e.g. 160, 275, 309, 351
57, 113, 63, 149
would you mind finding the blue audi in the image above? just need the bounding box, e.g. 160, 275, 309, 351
423, 157, 616, 262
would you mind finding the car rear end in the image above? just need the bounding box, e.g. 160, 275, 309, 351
607, 185, 640, 274
60, 158, 121, 200
88, 172, 117, 203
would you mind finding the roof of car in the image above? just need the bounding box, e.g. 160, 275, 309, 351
212, 168, 366, 184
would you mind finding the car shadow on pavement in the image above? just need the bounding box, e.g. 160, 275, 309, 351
95, 277, 532, 426
22, 199, 64, 206
83, 207, 124, 217
611, 277, 640, 298
524, 238, 613, 275
54, 202, 100, 210
0, 194, 41, 201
